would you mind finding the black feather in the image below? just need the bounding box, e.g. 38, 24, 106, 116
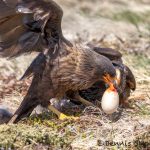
0, 0, 72, 59
20, 53, 46, 80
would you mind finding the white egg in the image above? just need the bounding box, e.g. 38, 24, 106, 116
101, 90, 119, 114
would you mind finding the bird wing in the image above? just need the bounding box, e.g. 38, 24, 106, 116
87, 43, 122, 61
92, 47, 122, 61
0, 0, 72, 58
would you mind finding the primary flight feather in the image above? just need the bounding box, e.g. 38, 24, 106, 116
0, 0, 72, 58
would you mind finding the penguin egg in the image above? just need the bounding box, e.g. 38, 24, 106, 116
101, 90, 119, 114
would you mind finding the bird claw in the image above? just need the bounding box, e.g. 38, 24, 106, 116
59, 113, 79, 120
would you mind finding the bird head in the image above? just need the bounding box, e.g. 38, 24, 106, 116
94, 54, 121, 92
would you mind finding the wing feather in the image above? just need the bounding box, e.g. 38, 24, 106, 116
0, 0, 72, 58
93, 47, 122, 61
0, 0, 17, 19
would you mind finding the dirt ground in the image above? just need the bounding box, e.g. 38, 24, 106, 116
0, 0, 150, 149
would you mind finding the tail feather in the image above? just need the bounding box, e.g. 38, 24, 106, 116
87, 44, 122, 61
0, 0, 72, 59
9, 74, 41, 123
9, 97, 39, 123
0, 14, 23, 34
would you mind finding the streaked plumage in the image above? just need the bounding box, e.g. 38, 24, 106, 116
79, 46, 136, 107
9, 45, 119, 123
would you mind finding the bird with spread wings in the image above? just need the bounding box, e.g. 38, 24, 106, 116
0, 0, 135, 123
0, 0, 74, 123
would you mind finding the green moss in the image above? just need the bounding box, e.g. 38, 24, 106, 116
0, 112, 77, 149
0, 124, 74, 149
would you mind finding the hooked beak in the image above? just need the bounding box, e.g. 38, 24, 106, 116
103, 69, 121, 92
103, 75, 117, 92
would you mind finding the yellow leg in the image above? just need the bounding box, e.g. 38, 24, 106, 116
75, 93, 95, 107
48, 105, 79, 120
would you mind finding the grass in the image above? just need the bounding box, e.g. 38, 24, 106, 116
96, 9, 150, 34
112, 10, 143, 31
0, 124, 73, 149
78, 1, 150, 34
124, 54, 150, 74
112, 10, 150, 33
0, 113, 77, 149
137, 103, 150, 116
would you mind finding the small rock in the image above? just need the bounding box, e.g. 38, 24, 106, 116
0, 106, 12, 124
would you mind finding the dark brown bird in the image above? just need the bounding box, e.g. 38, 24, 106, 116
61, 46, 136, 114
0, 0, 72, 59
0, 0, 135, 123
8, 45, 120, 123
78, 46, 136, 108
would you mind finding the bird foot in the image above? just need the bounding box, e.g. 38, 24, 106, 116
59, 113, 79, 120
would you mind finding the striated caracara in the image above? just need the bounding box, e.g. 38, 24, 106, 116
8, 45, 120, 123
79, 46, 136, 108
62, 46, 136, 114
0, 0, 134, 123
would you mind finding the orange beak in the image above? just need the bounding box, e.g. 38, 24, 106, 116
103, 74, 118, 92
